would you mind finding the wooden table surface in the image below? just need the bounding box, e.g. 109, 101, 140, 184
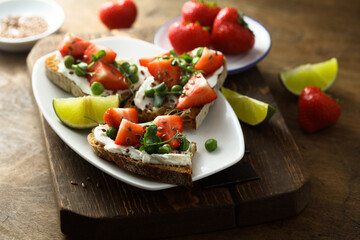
1, 0, 359, 239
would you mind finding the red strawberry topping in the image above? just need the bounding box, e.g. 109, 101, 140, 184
103, 108, 138, 128
153, 115, 183, 150
176, 73, 217, 110
114, 119, 146, 146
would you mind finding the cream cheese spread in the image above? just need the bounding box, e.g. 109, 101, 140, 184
94, 125, 192, 166
133, 77, 178, 110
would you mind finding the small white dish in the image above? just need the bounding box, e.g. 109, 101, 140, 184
32, 36, 245, 191
154, 15, 272, 74
0, 0, 64, 52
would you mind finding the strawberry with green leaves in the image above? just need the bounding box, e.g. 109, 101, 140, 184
298, 86, 341, 133
168, 20, 211, 55
211, 7, 255, 54
182, 1, 220, 27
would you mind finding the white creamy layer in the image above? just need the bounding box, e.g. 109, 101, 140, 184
94, 125, 192, 166
55, 52, 149, 96
207, 65, 223, 88
134, 77, 178, 110
133, 65, 223, 111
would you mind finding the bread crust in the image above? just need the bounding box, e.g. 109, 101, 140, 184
87, 131, 196, 187
125, 60, 227, 129
45, 54, 87, 97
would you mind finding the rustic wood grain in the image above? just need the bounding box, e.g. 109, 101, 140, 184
224, 70, 310, 225
1, 0, 359, 239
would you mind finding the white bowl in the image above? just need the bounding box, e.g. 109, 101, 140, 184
0, 0, 64, 52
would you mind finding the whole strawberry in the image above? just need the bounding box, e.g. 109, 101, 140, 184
168, 20, 211, 55
99, 0, 137, 29
298, 86, 341, 133
182, 1, 220, 27
211, 8, 255, 54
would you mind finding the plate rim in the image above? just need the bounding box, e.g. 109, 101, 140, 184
31, 36, 245, 191
154, 15, 272, 74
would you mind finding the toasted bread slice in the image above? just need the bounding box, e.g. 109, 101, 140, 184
45, 54, 87, 97
45, 54, 133, 102
125, 61, 227, 129
88, 130, 197, 187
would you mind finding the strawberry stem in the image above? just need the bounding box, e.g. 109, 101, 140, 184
238, 12, 253, 33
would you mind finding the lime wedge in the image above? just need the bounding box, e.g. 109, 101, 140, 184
279, 58, 338, 95
222, 87, 276, 126
53, 94, 120, 129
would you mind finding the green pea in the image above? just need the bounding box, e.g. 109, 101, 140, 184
179, 61, 187, 69
106, 127, 118, 140
171, 59, 178, 66
158, 144, 172, 154
153, 93, 164, 107
120, 62, 130, 73
145, 87, 155, 98
205, 138, 217, 152
153, 82, 168, 93
64, 55, 75, 69
180, 75, 190, 86
178, 138, 190, 152
73, 62, 88, 76
196, 47, 204, 57
191, 56, 200, 65
129, 73, 139, 84
171, 85, 183, 93
129, 64, 138, 74
91, 82, 105, 95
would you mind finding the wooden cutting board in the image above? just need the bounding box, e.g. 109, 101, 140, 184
27, 32, 310, 239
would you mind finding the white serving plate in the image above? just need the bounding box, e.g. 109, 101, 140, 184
32, 36, 245, 191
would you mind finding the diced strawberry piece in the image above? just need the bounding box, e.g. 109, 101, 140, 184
89, 61, 129, 90
147, 58, 181, 88
194, 47, 224, 75
114, 119, 146, 146
176, 73, 217, 110
153, 115, 183, 149
138, 57, 155, 67
83, 43, 117, 65
138, 53, 171, 67
103, 108, 138, 128
58, 33, 92, 58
